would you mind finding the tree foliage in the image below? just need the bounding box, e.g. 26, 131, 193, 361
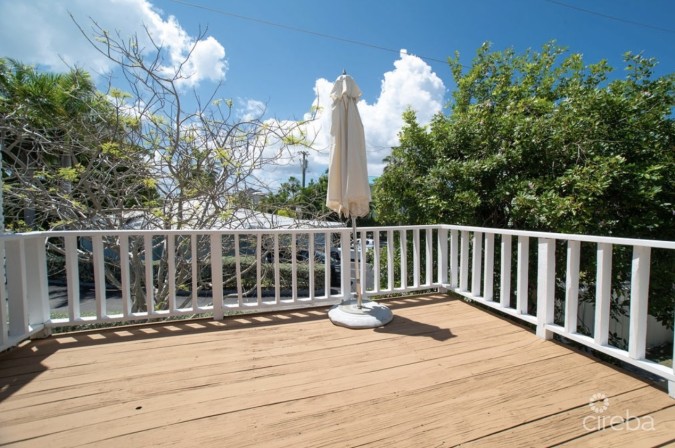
0, 58, 156, 231
260, 172, 335, 220
374, 42, 675, 327
1, 18, 315, 313
261, 172, 378, 227
74, 20, 310, 232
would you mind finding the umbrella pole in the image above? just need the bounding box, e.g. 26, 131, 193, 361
352, 217, 363, 309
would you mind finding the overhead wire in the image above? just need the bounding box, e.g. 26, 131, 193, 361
544, 0, 675, 35
168, 0, 451, 65
168, 0, 673, 72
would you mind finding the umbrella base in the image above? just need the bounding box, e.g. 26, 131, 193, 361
328, 297, 394, 329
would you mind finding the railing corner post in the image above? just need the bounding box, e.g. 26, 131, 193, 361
33, 327, 52, 339
5, 239, 29, 338
25, 237, 51, 334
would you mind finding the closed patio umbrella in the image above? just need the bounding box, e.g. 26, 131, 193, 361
326, 72, 393, 328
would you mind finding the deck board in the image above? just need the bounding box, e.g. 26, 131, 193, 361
1, 294, 673, 447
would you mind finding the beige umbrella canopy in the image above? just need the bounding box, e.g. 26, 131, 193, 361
326, 73, 371, 219
326, 72, 392, 328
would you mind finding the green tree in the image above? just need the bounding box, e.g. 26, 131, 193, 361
0, 58, 156, 231
374, 42, 675, 328
261, 172, 334, 220
261, 171, 377, 226
373, 109, 442, 225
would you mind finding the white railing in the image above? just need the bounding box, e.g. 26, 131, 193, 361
0, 224, 673, 396
438, 225, 675, 397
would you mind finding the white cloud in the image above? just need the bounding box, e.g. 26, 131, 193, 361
245, 78, 335, 191
279, 50, 446, 188
238, 99, 268, 122
0, 0, 444, 192
359, 50, 445, 176
0, 0, 227, 87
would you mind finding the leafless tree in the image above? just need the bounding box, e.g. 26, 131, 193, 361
2, 19, 319, 313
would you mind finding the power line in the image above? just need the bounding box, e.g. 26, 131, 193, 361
544, 0, 675, 34
168, 0, 450, 65
169, 0, 674, 73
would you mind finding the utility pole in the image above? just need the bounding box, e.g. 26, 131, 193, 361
300, 151, 308, 188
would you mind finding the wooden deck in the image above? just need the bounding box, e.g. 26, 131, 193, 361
1, 294, 674, 447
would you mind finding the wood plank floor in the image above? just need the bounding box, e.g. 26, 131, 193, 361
1, 294, 673, 447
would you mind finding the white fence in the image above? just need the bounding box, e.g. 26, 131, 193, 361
1, 225, 673, 396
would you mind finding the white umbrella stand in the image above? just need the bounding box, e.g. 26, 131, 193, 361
328, 217, 393, 329
325, 72, 393, 329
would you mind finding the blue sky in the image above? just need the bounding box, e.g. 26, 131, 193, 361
161, 0, 675, 116
1, 0, 673, 187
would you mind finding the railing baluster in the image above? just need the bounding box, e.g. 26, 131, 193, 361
256, 234, 262, 305
483, 233, 494, 301
565, 240, 580, 334
167, 234, 176, 312
210, 234, 223, 319
594, 243, 613, 346
308, 234, 315, 301
460, 231, 469, 292
471, 232, 483, 297
325, 232, 331, 298
191, 235, 198, 309
516, 236, 529, 314
400, 230, 408, 290
359, 233, 366, 297
450, 229, 459, 288
413, 229, 420, 288
234, 234, 243, 307
144, 234, 154, 315
387, 229, 394, 291
119, 235, 131, 317
341, 231, 350, 299
291, 233, 297, 303
426, 228, 433, 286
274, 234, 280, 304
500, 234, 512, 308
373, 231, 381, 292
92, 235, 106, 319
438, 228, 448, 286
536, 238, 555, 340
629, 246, 651, 359
64, 235, 80, 321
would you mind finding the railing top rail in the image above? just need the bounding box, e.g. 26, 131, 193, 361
440, 224, 675, 250
1, 224, 673, 250
0, 227, 355, 239
350, 225, 441, 232
0, 224, 441, 240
